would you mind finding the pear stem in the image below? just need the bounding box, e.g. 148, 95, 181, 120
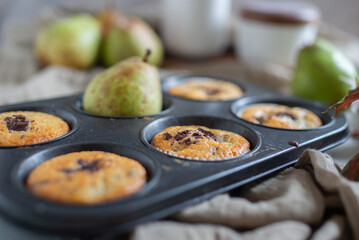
143, 49, 151, 63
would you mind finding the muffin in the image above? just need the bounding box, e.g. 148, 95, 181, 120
168, 78, 243, 101
152, 125, 250, 160
239, 104, 322, 129
0, 111, 70, 146
26, 151, 146, 205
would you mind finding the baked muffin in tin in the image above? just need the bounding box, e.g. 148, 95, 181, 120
152, 125, 250, 160
239, 104, 322, 129
0, 111, 70, 146
168, 78, 243, 101
26, 151, 147, 205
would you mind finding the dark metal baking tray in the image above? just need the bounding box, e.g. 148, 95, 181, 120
0, 74, 349, 237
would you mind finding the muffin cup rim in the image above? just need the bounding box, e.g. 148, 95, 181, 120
161, 74, 248, 103
230, 96, 335, 131
0, 107, 79, 148
140, 115, 262, 162
11, 142, 161, 208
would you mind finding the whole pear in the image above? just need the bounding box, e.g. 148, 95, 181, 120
98, 10, 164, 67
35, 14, 101, 69
291, 39, 358, 105
82, 52, 162, 117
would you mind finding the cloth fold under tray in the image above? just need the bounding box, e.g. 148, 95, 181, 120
132, 149, 358, 240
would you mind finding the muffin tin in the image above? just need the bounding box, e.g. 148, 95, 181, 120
0, 74, 348, 237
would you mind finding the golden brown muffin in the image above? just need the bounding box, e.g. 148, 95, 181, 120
152, 125, 250, 160
0, 111, 70, 146
239, 104, 322, 129
168, 79, 243, 101
26, 151, 146, 205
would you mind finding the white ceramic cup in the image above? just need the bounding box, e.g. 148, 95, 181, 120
161, 0, 232, 59
236, 19, 318, 66
235, 1, 320, 66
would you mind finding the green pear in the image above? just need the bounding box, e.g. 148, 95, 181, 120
291, 39, 358, 105
98, 10, 164, 67
35, 14, 101, 69
82, 52, 162, 117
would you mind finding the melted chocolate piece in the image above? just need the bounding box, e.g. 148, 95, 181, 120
163, 132, 173, 140
275, 112, 297, 120
61, 159, 102, 174
192, 132, 203, 139
5, 115, 29, 131
288, 140, 299, 147
197, 128, 217, 141
77, 159, 102, 172
198, 128, 214, 137
255, 116, 267, 124
183, 138, 198, 146
174, 130, 190, 141
205, 88, 221, 96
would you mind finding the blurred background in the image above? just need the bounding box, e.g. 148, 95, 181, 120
0, 0, 358, 106
0, 0, 358, 37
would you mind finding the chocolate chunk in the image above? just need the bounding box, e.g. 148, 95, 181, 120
183, 138, 198, 146
198, 128, 215, 138
255, 116, 267, 124
288, 140, 299, 147
205, 88, 221, 96
174, 130, 190, 141
197, 128, 217, 141
13, 115, 26, 120
77, 159, 102, 172
192, 132, 203, 139
163, 132, 173, 140
61, 159, 102, 174
275, 112, 297, 120
183, 138, 191, 145
5, 115, 29, 131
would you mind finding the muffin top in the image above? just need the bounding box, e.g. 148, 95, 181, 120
168, 79, 243, 101
152, 125, 250, 160
26, 151, 147, 205
0, 111, 70, 146
239, 104, 322, 129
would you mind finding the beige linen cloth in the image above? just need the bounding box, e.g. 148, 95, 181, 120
132, 150, 359, 240
1, 5, 359, 240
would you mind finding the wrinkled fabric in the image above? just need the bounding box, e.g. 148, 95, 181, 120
132, 150, 359, 240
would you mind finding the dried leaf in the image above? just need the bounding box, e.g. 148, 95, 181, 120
325, 87, 359, 116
